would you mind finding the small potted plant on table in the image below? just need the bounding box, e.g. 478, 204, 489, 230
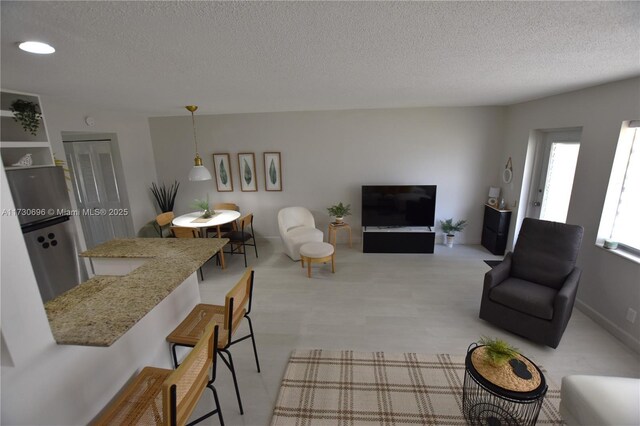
440, 218, 467, 247
327, 202, 351, 224
192, 195, 213, 218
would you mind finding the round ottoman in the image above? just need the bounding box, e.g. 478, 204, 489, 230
299, 242, 335, 278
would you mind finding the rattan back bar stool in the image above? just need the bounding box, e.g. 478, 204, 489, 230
94, 321, 223, 426
166, 268, 260, 415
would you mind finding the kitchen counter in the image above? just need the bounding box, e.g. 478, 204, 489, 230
44, 238, 227, 346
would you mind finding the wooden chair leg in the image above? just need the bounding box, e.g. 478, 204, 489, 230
331, 254, 335, 273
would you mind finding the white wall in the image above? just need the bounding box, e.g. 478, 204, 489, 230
501, 77, 640, 351
42, 97, 159, 236
149, 107, 506, 244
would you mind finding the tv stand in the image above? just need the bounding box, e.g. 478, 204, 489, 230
362, 226, 435, 253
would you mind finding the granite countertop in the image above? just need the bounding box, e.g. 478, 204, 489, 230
44, 238, 227, 347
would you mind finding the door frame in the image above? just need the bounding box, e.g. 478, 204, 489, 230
525, 128, 582, 220
62, 132, 134, 249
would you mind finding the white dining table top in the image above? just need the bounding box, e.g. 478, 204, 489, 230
172, 210, 241, 228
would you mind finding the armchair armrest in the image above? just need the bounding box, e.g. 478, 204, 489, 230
553, 266, 582, 319
483, 252, 513, 291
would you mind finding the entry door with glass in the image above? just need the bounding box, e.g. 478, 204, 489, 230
527, 130, 581, 223
64, 136, 133, 248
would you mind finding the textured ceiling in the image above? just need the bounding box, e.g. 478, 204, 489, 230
1, 1, 639, 116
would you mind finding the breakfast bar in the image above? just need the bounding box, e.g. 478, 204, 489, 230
45, 238, 227, 346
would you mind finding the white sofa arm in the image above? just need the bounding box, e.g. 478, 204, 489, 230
560, 375, 640, 425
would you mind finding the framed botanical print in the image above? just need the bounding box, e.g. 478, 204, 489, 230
264, 152, 282, 191
212, 153, 233, 192
237, 153, 257, 192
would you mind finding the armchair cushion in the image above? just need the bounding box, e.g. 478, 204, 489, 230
489, 278, 557, 320
511, 218, 584, 290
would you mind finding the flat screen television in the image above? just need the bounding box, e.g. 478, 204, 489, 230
362, 185, 437, 227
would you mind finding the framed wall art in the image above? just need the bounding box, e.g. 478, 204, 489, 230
237, 153, 257, 192
264, 152, 282, 191
212, 153, 233, 192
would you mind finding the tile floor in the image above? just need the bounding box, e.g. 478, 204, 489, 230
190, 239, 640, 425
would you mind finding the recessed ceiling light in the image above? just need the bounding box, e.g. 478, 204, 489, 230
18, 41, 55, 54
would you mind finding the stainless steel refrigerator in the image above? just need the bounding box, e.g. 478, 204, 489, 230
6, 166, 87, 302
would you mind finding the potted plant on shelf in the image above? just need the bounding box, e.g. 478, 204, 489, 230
440, 218, 467, 247
150, 181, 180, 213
327, 202, 352, 224
10, 99, 42, 136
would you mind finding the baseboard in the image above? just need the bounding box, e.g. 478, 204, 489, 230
575, 299, 640, 354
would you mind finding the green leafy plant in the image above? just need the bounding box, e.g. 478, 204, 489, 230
479, 336, 519, 367
10, 99, 41, 135
191, 197, 212, 218
150, 181, 180, 213
243, 159, 252, 184
219, 159, 228, 185
327, 202, 352, 218
269, 159, 277, 184
440, 218, 467, 236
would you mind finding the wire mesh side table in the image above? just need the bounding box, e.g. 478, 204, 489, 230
463, 343, 547, 426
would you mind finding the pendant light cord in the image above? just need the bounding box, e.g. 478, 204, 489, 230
190, 111, 199, 156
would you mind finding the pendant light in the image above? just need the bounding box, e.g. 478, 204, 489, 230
185, 105, 212, 181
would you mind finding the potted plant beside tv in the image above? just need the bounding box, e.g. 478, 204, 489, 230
440, 218, 467, 247
327, 202, 352, 224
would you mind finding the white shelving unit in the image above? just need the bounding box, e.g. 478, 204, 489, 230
1, 89, 54, 168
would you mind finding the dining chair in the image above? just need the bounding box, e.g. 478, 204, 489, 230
156, 212, 175, 238
95, 321, 224, 426
206, 203, 240, 238
222, 213, 258, 267
166, 268, 260, 416
171, 226, 207, 279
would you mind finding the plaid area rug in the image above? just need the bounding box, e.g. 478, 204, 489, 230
271, 349, 563, 425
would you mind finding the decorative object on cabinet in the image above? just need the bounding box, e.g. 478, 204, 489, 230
481, 204, 512, 255
263, 151, 282, 191
11, 153, 33, 167
184, 105, 212, 181
440, 218, 467, 247
503, 157, 513, 183
238, 152, 257, 191
150, 180, 180, 213
327, 202, 351, 224
213, 153, 233, 192
10, 99, 41, 135
488, 186, 500, 207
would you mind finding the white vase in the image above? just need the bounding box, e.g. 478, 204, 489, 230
445, 234, 455, 247
334, 217, 344, 224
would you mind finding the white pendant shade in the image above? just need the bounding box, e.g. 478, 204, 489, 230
185, 105, 212, 181
189, 165, 212, 181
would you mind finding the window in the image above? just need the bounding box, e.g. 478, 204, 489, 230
598, 121, 640, 257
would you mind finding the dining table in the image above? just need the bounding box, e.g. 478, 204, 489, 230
172, 209, 241, 269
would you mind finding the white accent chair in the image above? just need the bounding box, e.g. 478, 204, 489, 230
560, 375, 640, 425
278, 207, 324, 261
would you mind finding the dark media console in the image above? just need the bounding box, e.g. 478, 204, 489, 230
362, 227, 435, 253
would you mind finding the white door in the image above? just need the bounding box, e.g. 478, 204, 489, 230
64, 136, 133, 248
527, 130, 581, 223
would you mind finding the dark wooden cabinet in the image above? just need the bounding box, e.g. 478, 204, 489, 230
481, 205, 511, 255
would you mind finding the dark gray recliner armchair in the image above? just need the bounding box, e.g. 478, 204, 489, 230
479, 218, 584, 348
